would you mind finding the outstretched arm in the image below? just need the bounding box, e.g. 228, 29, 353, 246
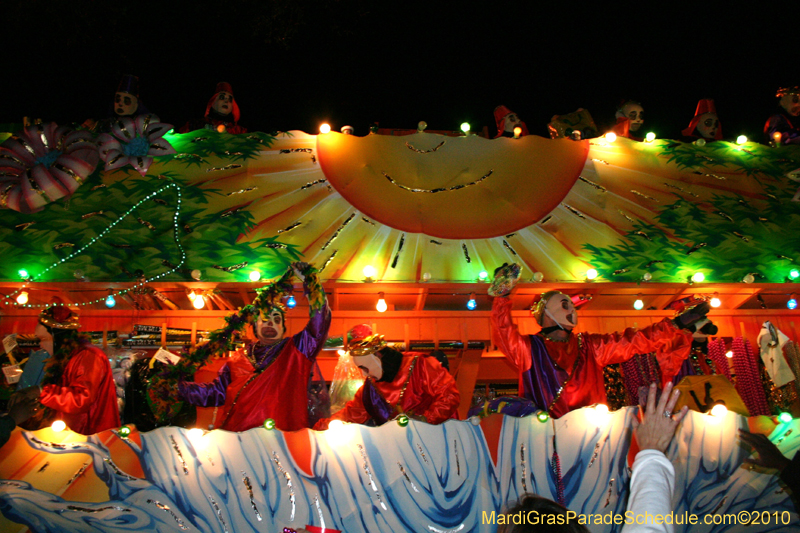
178, 364, 231, 407
292, 262, 332, 361
491, 296, 532, 372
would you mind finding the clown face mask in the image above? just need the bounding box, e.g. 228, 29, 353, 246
503, 113, 522, 133
544, 293, 578, 330
254, 309, 285, 345
114, 91, 138, 116
780, 93, 800, 117
213, 92, 234, 115
352, 353, 383, 380
696, 113, 719, 139
621, 103, 644, 132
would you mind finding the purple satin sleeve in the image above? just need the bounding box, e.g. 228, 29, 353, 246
520, 336, 570, 411
178, 364, 231, 407
293, 300, 331, 361
671, 357, 696, 386
361, 379, 393, 426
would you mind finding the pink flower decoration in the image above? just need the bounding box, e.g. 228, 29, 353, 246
0, 123, 99, 213
97, 114, 176, 176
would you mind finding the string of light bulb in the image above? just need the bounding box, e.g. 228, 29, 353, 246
2, 182, 187, 308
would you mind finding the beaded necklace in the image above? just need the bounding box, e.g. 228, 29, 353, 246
369, 356, 419, 417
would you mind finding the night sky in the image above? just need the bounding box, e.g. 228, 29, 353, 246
4, 2, 790, 141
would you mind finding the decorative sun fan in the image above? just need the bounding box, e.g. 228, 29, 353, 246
179, 131, 800, 284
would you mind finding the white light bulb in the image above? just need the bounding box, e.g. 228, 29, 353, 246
51, 420, 66, 432
710, 403, 728, 417
16, 291, 29, 305
376, 297, 388, 313
363, 265, 377, 279
605, 132, 617, 143
193, 296, 206, 309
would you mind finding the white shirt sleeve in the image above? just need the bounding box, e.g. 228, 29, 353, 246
621, 449, 675, 533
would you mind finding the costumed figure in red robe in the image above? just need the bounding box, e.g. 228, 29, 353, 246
181, 81, 247, 134
612, 100, 645, 141
682, 99, 722, 143
764, 86, 800, 145
484, 264, 706, 418
494, 105, 529, 138
13, 301, 120, 435
177, 262, 330, 432
314, 334, 460, 429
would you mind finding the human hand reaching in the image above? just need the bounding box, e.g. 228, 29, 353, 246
739, 429, 791, 471
632, 381, 689, 453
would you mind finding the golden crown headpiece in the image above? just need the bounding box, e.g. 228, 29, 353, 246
348, 334, 386, 358
776, 86, 800, 98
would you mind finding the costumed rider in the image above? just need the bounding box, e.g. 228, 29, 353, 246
178, 262, 330, 432
764, 86, 800, 145
682, 98, 722, 143
612, 100, 645, 141
494, 105, 529, 138
486, 264, 706, 418
11, 300, 120, 435
181, 82, 247, 134
314, 334, 460, 429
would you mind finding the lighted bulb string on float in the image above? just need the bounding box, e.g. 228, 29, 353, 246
0, 182, 186, 308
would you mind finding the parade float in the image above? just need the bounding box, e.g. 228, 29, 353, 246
1, 119, 800, 532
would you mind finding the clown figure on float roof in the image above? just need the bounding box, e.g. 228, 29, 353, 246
682, 99, 722, 142
181, 81, 247, 134
612, 100, 644, 141
494, 105, 529, 138
177, 262, 330, 432
764, 86, 800, 145
486, 263, 708, 418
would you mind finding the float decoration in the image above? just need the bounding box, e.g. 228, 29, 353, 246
97, 115, 176, 176
0, 410, 797, 532
0, 123, 98, 213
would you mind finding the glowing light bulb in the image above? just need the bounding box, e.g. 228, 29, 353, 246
645, 132, 656, 142
743, 273, 755, 284
604, 132, 617, 143
328, 419, 344, 431
710, 403, 728, 417
16, 291, 28, 305
773, 132, 782, 144
249, 270, 261, 282
105, 294, 116, 308
695, 138, 706, 147
363, 265, 377, 280
725, 350, 733, 358
18, 269, 28, 279
633, 298, 644, 310
193, 295, 206, 309
736, 135, 748, 145
586, 268, 598, 280
376, 293, 388, 313
710, 296, 721, 308
467, 294, 477, 310
286, 295, 297, 308
319, 123, 331, 134
191, 269, 202, 280
642, 272, 653, 281
187, 428, 204, 441
187, 290, 196, 301
117, 425, 131, 437
536, 411, 549, 423
263, 418, 276, 430
513, 126, 522, 139
51, 420, 66, 432
396, 414, 410, 427
790, 269, 800, 280
460, 122, 470, 133
595, 404, 609, 415
422, 272, 432, 281
779, 412, 793, 424
216, 124, 226, 133
691, 272, 705, 283
788, 297, 797, 310
478, 271, 488, 280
